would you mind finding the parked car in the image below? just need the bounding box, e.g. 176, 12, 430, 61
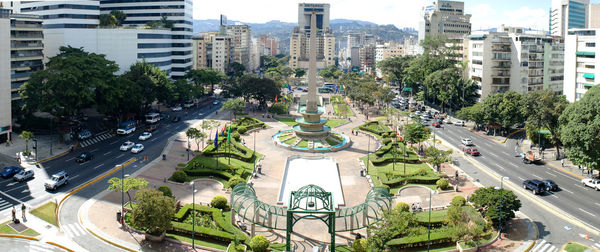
76, 152, 94, 163
461, 138, 473, 146
581, 178, 600, 191
212, 99, 220, 105
146, 124, 158, 132
455, 120, 465, 127
120, 141, 135, 151
184, 101, 194, 108
172, 105, 182, 112
523, 179, 546, 195
542, 180, 559, 192
171, 116, 181, 123
131, 144, 144, 153
443, 118, 452, 124
462, 147, 480, 156
13, 170, 34, 182
139, 132, 152, 141
78, 130, 92, 140
1, 166, 23, 178
432, 121, 441, 128
45, 171, 69, 190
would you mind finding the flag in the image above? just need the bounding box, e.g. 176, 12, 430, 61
227, 125, 231, 143
285, 83, 291, 91
214, 131, 218, 149
275, 96, 278, 104
221, 125, 226, 136
283, 96, 288, 102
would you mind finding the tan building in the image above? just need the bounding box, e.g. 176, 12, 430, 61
418, 1, 471, 43
192, 31, 234, 74
0, 9, 11, 142
589, 4, 600, 28
227, 24, 252, 70
289, 3, 335, 69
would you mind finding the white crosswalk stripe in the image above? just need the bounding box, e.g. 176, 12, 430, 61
531, 240, 557, 252
79, 133, 115, 147
63, 223, 86, 237
0, 198, 10, 211
593, 243, 600, 249
29, 243, 55, 252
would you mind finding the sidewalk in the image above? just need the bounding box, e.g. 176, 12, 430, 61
0, 132, 70, 166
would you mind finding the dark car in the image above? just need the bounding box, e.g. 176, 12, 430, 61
171, 116, 181, 123
146, 124, 158, 132
1, 166, 23, 178
523, 179, 546, 195
542, 180, 558, 191
76, 152, 94, 163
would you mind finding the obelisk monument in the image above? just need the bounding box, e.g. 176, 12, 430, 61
305, 10, 318, 114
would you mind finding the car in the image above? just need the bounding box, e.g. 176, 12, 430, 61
542, 180, 559, 192
432, 121, 441, 128
415, 111, 422, 116
78, 129, 92, 140
76, 152, 94, 163
581, 178, 600, 191
443, 118, 452, 124
184, 101, 194, 108
131, 143, 144, 153
1, 166, 23, 178
146, 124, 158, 132
172, 105, 182, 112
302, 88, 308, 92
13, 170, 34, 182
461, 138, 473, 146
212, 99, 220, 105
455, 120, 465, 127
523, 180, 546, 195
171, 116, 181, 123
139, 132, 152, 141
120, 141, 135, 151
462, 147, 480, 156
45, 171, 69, 190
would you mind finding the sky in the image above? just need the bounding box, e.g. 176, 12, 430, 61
195, 0, 600, 31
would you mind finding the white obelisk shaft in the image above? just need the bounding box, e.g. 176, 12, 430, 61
306, 11, 318, 113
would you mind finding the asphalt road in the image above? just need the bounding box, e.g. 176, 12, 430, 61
428, 122, 600, 250
0, 237, 65, 252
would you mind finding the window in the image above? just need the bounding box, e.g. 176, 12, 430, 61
586, 42, 596, 47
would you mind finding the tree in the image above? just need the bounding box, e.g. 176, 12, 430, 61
425, 147, 452, 171
469, 186, 521, 226
523, 89, 568, 158
21, 46, 119, 117
120, 61, 170, 113
403, 123, 430, 146
559, 85, 600, 170
230, 62, 246, 77
107, 177, 149, 208
186, 128, 205, 151
95, 75, 142, 117
238, 75, 281, 108
99, 14, 117, 27
420, 34, 449, 55
221, 97, 246, 119
132, 189, 175, 235
377, 56, 414, 84
294, 67, 306, 78
318, 64, 342, 81
367, 210, 419, 251
185, 69, 226, 94
249, 235, 270, 252
18, 131, 33, 152
110, 10, 126, 26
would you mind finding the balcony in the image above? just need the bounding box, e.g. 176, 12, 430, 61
492, 63, 511, 68
11, 33, 43, 40
492, 46, 511, 52
492, 71, 510, 77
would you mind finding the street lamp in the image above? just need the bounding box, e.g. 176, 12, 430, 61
121, 172, 129, 224
187, 138, 190, 161
498, 176, 510, 239
366, 134, 371, 174
190, 182, 197, 249
427, 188, 433, 251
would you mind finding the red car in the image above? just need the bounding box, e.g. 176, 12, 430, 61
462, 147, 480, 156
432, 121, 441, 128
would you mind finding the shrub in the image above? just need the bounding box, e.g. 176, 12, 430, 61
396, 202, 410, 212
352, 238, 367, 252
158, 186, 173, 197
382, 137, 391, 145
417, 167, 430, 176
170, 170, 188, 183
451, 196, 466, 207
228, 176, 245, 189
436, 178, 449, 190
237, 126, 247, 134
232, 132, 241, 141
249, 235, 270, 252
210, 195, 229, 210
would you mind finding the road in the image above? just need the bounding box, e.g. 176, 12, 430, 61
0, 237, 66, 251
427, 121, 600, 250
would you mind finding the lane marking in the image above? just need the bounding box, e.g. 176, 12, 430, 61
93, 164, 103, 170
488, 152, 499, 158
508, 162, 519, 168
91, 148, 99, 152
150, 138, 157, 142
579, 208, 596, 217
545, 171, 557, 177
65, 157, 75, 162
103, 151, 112, 156
561, 188, 574, 194
110, 140, 119, 145
595, 203, 600, 207
532, 174, 543, 180
550, 194, 559, 199
117, 153, 125, 158
518, 176, 525, 181
70, 174, 80, 180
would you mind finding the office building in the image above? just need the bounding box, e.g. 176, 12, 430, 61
589, 4, 600, 28
346, 33, 361, 58
289, 3, 335, 69
0, 9, 11, 142
418, 1, 471, 43
563, 28, 600, 102
550, 0, 589, 37
227, 24, 252, 70
359, 44, 375, 73
464, 26, 564, 100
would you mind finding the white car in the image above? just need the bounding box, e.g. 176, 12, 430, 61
461, 138, 473, 146
172, 105, 182, 112
443, 118, 452, 124
581, 178, 600, 191
13, 170, 34, 182
120, 141, 135, 151
455, 120, 465, 127
138, 132, 152, 141
131, 144, 144, 153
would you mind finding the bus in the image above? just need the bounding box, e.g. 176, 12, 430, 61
145, 113, 160, 124
117, 120, 136, 135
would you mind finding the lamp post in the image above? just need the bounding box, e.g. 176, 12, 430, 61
121, 172, 129, 224
187, 138, 190, 161
50, 114, 53, 156
427, 188, 432, 251
253, 129, 257, 174
366, 134, 371, 174
498, 176, 510, 239
191, 182, 197, 249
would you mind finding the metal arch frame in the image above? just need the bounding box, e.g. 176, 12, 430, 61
230, 184, 392, 251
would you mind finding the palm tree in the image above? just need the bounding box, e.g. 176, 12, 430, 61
19, 131, 33, 153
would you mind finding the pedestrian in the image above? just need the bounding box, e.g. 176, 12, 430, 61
351, 129, 354, 135
561, 159, 565, 167
516, 140, 519, 147
21, 204, 26, 220
11, 206, 16, 222
416, 203, 422, 212
578, 165, 581, 170
455, 170, 459, 180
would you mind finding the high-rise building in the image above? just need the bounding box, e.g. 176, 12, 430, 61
192, 32, 234, 74
550, 0, 589, 37
589, 4, 600, 28
346, 33, 361, 59
227, 24, 252, 70
563, 28, 600, 102
418, 1, 471, 43
0, 9, 12, 142
289, 3, 335, 69
359, 44, 375, 73
464, 26, 564, 100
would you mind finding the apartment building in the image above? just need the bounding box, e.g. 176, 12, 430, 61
0, 9, 11, 142
418, 1, 471, 43
589, 4, 600, 28
289, 3, 335, 69
550, 0, 589, 37
563, 28, 600, 102
192, 32, 234, 74
227, 24, 252, 70
465, 26, 564, 99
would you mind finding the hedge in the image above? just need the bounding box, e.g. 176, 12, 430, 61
183, 168, 234, 181
171, 204, 249, 243
377, 173, 440, 187
359, 121, 393, 136
232, 117, 265, 131
202, 138, 255, 162
386, 228, 454, 248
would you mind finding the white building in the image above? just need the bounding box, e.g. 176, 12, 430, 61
465, 26, 564, 100
0, 9, 11, 142
289, 3, 335, 69
563, 28, 600, 102
192, 32, 234, 74
550, 0, 589, 37
227, 24, 252, 70
418, 1, 471, 43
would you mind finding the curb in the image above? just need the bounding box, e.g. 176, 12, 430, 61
520, 211, 539, 252
84, 226, 137, 252
560, 242, 600, 252
46, 241, 75, 252
30, 150, 70, 165
0, 234, 39, 241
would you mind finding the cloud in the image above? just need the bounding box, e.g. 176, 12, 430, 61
468, 4, 496, 30
501, 7, 548, 30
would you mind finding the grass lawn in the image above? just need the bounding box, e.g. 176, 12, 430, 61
191, 154, 262, 172
374, 116, 388, 121
330, 95, 345, 104
274, 117, 297, 126
325, 119, 348, 128
297, 140, 308, 148
0, 221, 40, 237
333, 104, 354, 117
283, 137, 297, 145
166, 233, 228, 250
414, 209, 448, 223
564, 243, 590, 252
360, 156, 430, 175
30, 202, 57, 226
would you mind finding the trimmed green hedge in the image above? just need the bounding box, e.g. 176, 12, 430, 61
171, 204, 249, 244
202, 138, 255, 162
386, 227, 454, 248
359, 121, 392, 136
377, 173, 440, 187
183, 168, 234, 181
232, 117, 265, 131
